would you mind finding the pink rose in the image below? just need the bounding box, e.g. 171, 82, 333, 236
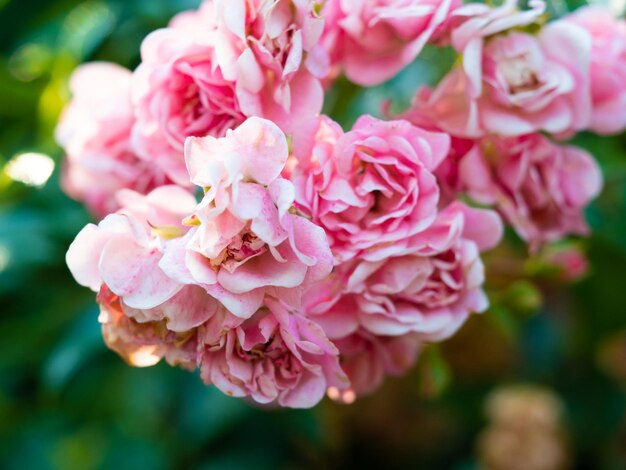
449, 0, 546, 98
66, 185, 221, 370
439, 134, 603, 249
293, 115, 449, 263
160, 118, 334, 318
198, 294, 348, 408
66, 185, 197, 309
306, 202, 502, 339
56, 62, 170, 218
132, 27, 246, 185
321, 0, 458, 86
97, 284, 200, 370
132, 0, 327, 182
566, 6, 626, 135
212, 0, 327, 158
332, 330, 422, 397
421, 19, 591, 137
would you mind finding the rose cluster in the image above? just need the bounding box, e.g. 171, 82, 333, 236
59, 0, 611, 408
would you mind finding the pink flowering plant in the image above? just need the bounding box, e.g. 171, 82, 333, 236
59, 0, 610, 408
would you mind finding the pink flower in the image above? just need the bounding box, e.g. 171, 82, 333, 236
293, 115, 449, 263
212, 0, 327, 157
66, 185, 197, 309
438, 134, 603, 249
160, 117, 333, 318
566, 6, 626, 135
421, 19, 591, 137
332, 330, 422, 397
306, 202, 502, 339
449, 0, 546, 98
97, 285, 200, 370
56, 63, 170, 218
132, 0, 326, 182
321, 0, 458, 86
132, 26, 246, 185
198, 294, 348, 408
67, 186, 221, 368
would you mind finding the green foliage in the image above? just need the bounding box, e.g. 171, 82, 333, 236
1, 0, 626, 469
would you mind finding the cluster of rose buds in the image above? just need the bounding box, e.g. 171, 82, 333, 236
60, 0, 611, 408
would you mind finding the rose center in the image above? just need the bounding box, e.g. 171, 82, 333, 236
499, 55, 540, 94
401, 251, 464, 309
211, 230, 267, 273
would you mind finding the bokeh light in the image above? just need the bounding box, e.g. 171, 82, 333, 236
4, 152, 55, 187
0, 245, 10, 273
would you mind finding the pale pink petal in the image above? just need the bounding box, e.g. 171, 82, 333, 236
100, 237, 181, 309
228, 117, 289, 185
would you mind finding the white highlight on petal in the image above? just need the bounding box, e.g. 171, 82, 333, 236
5, 152, 55, 187
127, 345, 161, 367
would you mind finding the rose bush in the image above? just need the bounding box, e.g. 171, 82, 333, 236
60, 0, 607, 407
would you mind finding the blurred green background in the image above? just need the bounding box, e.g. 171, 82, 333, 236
1, 1, 626, 468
